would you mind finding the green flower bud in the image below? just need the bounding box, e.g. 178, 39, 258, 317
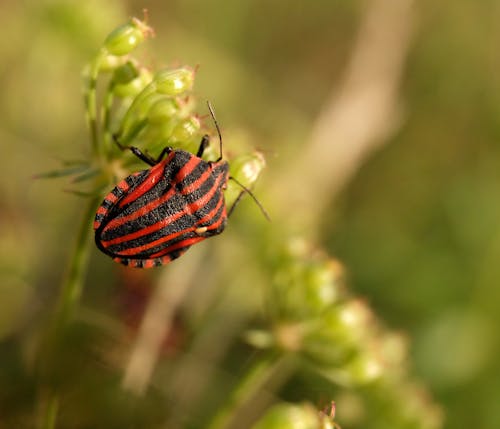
113, 67, 153, 98
104, 18, 153, 56
169, 116, 201, 152
113, 61, 140, 85
342, 352, 383, 384
301, 300, 374, 367
271, 252, 343, 322
244, 329, 275, 349
230, 152, 266, 187
99, 54, 127, 71
118, 91, 163, 140
252, 403, 320, 429
225, 152, 266, 206
154, 68, 195, 96
148, 98, 180, 124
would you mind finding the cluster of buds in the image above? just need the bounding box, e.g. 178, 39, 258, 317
79, 15, 264, 205
246, 237, 443, 428
252, 402, 341, 429
248, 238, 402, 385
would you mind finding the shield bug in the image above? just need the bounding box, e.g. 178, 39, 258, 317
94, 103, 266, 268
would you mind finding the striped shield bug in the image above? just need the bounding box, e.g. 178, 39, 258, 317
94, 103, 267, 268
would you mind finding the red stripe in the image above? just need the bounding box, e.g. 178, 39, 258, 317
142, 260, 156, 268
197, 194, 226, 229
148, 236, 206, 258
96, 206, 108, 216
119, 154, 201, 208
114, 195, 225, 257
102, 156, 202, 231
108, 175, 226, 253
118, 158, 169, 208
116, 179, 131, 193
107, 193, 119, 204
184, 172, 226, 215
102, 162, 227, 257
180, 167, 212, 196
176, 155, 203, 182
100, 208, 185, 247
115, 228, 192, 256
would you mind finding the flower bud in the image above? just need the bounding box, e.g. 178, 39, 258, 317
147, 98, 180, 124
154, 68, 195, 96
301, 300, 374, 367
342, 352, 384, 384
252, 403, 320, 429
225, 152, 266, 207
104, 18, 153, 56
271, 256, 342, 322
169, 116, 201, 151
98, 54, 127, 72
113, 67, 153, 98
230, 152, 266, 187
113, 61, 140, 84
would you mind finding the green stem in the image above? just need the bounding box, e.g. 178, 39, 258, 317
102, 79, 117, 159
40, 395, 59, 429
83, 51, 105, 157
42, 197, 99, 428
206, 354, 294, 429
56, 196, 100, 325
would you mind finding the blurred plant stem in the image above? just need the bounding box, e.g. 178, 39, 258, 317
273, 0, 415, 234
55, 197, 99, 326
206, 354, 293, 429
39, 165, 100, 429
40, 395, 58, 429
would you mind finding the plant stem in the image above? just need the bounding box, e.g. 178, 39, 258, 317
56, 196, 100, 326
102, 79, 116, 159
83, 52, 105, 158
41, 395, 59, 429
206, 354, 294, 429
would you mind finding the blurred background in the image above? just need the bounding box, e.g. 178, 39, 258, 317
1, 0, 499, 428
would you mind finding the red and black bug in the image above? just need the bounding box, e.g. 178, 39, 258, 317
94, 104, 240, 268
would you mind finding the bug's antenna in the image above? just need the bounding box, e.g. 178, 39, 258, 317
207, 101, 223, 162
228, 176, 271, 221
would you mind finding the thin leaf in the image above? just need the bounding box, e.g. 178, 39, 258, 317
33, 165, 90, 180
72, 168, 100, 183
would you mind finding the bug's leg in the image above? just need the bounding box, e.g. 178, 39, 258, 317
196, 135, 210, 158
112, 134, 171, 166
227, 176, 271, 220
153, 146, 173, 163
227, 189, 246, 218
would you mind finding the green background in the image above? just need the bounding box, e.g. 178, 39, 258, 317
0, 1, 499, 428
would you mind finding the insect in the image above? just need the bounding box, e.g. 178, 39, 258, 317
94, 103, 264, 268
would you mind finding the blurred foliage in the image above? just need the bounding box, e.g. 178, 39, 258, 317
0, 0, 498, 428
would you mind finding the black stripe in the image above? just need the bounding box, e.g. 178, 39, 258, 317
100, 193, 187, 242
112, 187, 125, 198
176, 158, 209, 190
107, 196, 227, 257
105, 216, 196, 255
97, 155, 229, 259
117, 151, 192, 214
125, 175, 138, 187
101, 199, 114, 209
101, 165, 223, 241
103, 172, 227, 252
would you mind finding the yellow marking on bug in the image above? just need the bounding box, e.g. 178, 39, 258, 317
195, 227, 208, 235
